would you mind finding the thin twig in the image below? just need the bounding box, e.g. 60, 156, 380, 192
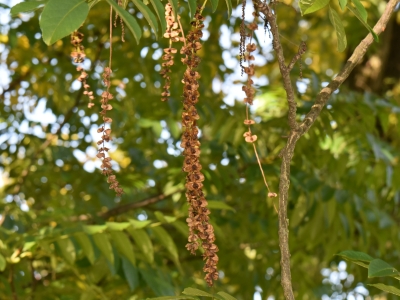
109, 7, 113, 70
100, 191, 182, 219
176, 16, 187, 47
287, 41, 306, 72
252, 143, 279, 213
252, 143, 271, 192
67, 190, 183, 221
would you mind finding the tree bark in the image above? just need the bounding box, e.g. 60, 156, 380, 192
257, 0, 400, 298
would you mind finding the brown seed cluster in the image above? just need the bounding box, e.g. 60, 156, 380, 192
97, 67, 123, 197
160, 3, 183, 101
180, 8, 218, 287
70, 31, 95, 108
242, 23, 258, 105
241, 17, 277, 199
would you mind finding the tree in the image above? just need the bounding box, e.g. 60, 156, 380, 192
0, 0, 399, 299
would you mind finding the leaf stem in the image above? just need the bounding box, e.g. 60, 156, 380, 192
200, 0, 208, 15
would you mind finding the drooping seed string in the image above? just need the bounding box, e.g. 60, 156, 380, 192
70, 31, 95, 108
242, 5, 277, 201
96, 7, 124, 197
160, 3, 185, 101
180, 6, 219, 287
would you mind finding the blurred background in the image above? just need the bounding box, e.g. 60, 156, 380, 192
0, 0, 399, 299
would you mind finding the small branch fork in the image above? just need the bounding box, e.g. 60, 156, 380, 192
256, 0, 399, 299
287, 42, 306, 72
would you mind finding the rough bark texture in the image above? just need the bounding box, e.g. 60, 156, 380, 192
257, 0, 399, 299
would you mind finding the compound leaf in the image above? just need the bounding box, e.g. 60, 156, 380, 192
328, 5, 347, 52
39, 0, 89, 45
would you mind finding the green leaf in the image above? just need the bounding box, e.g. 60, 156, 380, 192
167, 0, 178, 21
131, 0, 159, 35
149, 0, 167, 35
351, 0, 367, 21
92, 233, 114, 264
210, 0, 218, 12
151, 226, 179, 264
129, 219, 152, 228
224, 0, 232, 17
88, 0, 101, 8
110, 231, 136, 266
328, 6, 347, 52
187, 0, 197, 19
217, 292, 238, 300
0, 3, 10, 9
353, 261, 370, 268
39, 0, 89, 46
140, 267, 175, 296
22, 241, 36, 251
83, 225, 107, 235
10, 0, 46, 16
368, 283, 400, 296
127, 228, 154, 264
338, 0, 347, 10
0, 253, 6, 271
121, 257, 139, 291
106, 222, 131, 231
171, 220, 189, 237
105, 0, 142, 44
336, 250, 374, 262
56, 237, 76, 264
304, 0, 330, 14
74, 232, 95, 264
346, 3, 379, 42
182, 287, 214, 297
122, 0, 129, 8
321, 185, 335, 202
368, 259, 400, 278
154, 211, 177, 223
207, 201, 236, 212
299, 0, 313, 14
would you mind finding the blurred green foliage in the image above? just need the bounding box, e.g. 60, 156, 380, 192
0, 0, 399, 299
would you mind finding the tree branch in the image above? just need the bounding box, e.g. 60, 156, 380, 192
100, 191, 181, 219
256, 1, 399, 299
287, 42, 307, 72
68, 190, 183, 222
298, 0, 399, 135
261, 4, 299, 131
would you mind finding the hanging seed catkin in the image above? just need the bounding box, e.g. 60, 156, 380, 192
160, 3, 183, 101
241, 8, 277, 199
97, 67, 124, 197
180, 7, 219, 287
70, 31, 95, 108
